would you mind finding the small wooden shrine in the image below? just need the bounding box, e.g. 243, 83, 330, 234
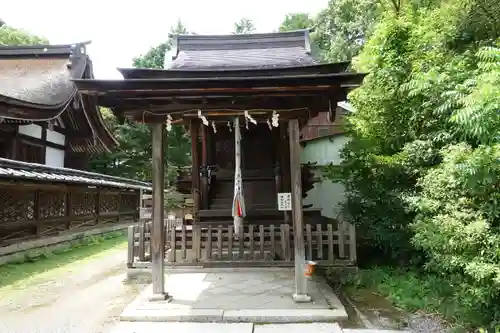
74, 30, 365, 302
0, 42, 149, 246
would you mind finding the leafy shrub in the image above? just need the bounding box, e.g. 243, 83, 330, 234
411, 144, 500, 326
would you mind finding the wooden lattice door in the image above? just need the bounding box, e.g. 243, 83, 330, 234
214, 126, 235, 170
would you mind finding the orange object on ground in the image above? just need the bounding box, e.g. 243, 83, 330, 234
304, 261, 317, 277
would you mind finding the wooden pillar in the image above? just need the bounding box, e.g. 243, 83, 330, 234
190, 120, 201, 221
274, 128, 281, 197
200, 124, 209, 209
41, 124, 47, 164
150, 123, 170, 301
288, 119, 311, 303
280, 125, 291, 224
94, 189, 100, 226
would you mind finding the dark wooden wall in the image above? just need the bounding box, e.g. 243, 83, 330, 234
300, 110, 345, 142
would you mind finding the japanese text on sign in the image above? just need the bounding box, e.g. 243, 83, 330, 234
277, 192, 292, 211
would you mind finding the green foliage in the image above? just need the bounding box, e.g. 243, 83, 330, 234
448, 45, 500, 143
0, 231, 126, 288
411, 144, 500, 326
132, 19, 189, 69
315, 0, 381, 62
279, 13, 314, 32
341, 267, 466, 329
89, 21, 191, 182
0, 25, 48, 45
329, 0, 500, 327
233, 18, 255, 34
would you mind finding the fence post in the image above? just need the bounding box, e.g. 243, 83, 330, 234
138, 221, 145, 261
348, 222, 357, 264
127, 225, 135, 268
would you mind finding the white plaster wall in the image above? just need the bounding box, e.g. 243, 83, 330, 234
301, 135, 350, 165
301, 135, 350, 219
46, 130, 65, 145
45, 147, 65, 168
302, 173, 346, 219
18, 124, 42, 139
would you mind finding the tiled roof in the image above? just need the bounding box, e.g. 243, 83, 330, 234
167, 30, 318, 70
0, 157, 152, 190
0, 42, 118, 153
169, 47, 317, 70
0, 43, 88, 109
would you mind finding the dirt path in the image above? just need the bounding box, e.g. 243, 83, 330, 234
0, 243, 150, 333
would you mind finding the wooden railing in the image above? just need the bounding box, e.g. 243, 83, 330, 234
127, 220, 356, 268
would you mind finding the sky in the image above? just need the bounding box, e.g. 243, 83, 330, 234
2, 0, 328, 79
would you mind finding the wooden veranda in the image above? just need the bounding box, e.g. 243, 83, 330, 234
74, 30, 365, 303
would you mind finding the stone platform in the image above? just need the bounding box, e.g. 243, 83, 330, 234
120, 268, 347, 323
112, 322, 344, 333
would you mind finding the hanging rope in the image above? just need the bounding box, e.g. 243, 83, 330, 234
232, 117, 246, 238
141, 107, 310, 124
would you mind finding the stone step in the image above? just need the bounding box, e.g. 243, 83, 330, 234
342, 328, 411, 333
111, 322, 253, 333
112, 322, 345, 333
111, 322, 413, 333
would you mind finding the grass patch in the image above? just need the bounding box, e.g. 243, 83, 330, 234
0, 231, 127, 288
334, 267, 471, 332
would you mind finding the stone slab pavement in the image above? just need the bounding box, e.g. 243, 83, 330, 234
120, 269, 347, 323
111, 322, 343, 333
111, 322, 412, 333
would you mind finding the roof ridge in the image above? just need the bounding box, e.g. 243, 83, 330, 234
0, 41, 91, 57
0, 157, 151, 188
169, 29, 314, 40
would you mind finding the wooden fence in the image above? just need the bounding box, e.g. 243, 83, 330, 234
127, 220, 356, 268
0, 182, 140, 246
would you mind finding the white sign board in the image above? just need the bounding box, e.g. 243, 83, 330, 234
139, 207, 152, 220
277, 192, 292, 211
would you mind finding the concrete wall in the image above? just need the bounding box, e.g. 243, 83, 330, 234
301, 135, 350, 219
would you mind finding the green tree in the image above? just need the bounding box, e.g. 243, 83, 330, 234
0, 23, 48, 45
233, 18, 256, 34
89, 20, 192, 182
279, 13, 314, 32
327, 0, 500, 326
315, 0, 381, 62
133, 19, 189, 69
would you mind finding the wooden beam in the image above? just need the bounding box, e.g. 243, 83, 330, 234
107, 92, 336, 110
9, 126, 19, 160
288, 119, 311, 302
150, 123, 169, 301
200, 124, 208, 210
119, 95, 341, 116
40, 124, 47, 164
16, 133, 65, 151
190, 120, 201, 222
280, 125, 291, 225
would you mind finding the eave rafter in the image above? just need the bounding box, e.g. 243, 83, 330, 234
73, 68, 366, 126
115, 92, 347, 124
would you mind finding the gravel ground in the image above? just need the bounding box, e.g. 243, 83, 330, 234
0, 245, 149, 333
407, 314, 451, 333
